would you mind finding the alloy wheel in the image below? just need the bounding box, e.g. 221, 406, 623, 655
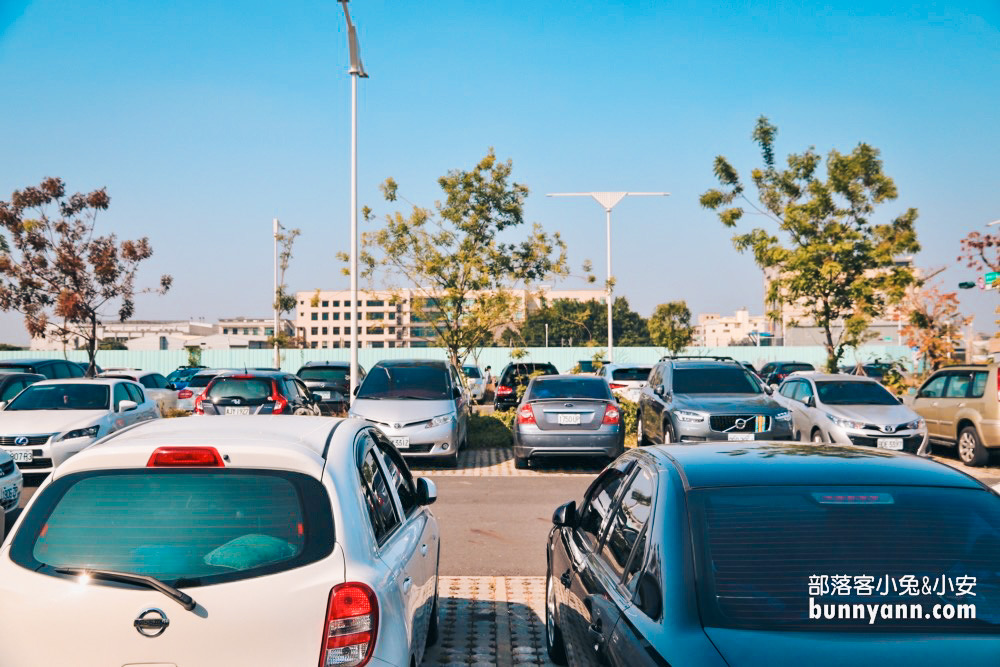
959, 432, 975, 461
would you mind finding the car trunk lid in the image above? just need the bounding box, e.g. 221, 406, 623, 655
528, 399, 608, 431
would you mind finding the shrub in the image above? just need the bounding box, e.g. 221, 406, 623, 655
162, 408, 191, 419
617, 397, 638, 435
468, 412, 513, 449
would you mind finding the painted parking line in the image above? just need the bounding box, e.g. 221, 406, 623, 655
410, 447, 603, 477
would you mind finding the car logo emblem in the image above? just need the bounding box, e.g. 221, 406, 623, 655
393, 423, 401, 429
880, 424, 896, 434
232, 398, 242, 405
734, 418, 748, 429
13, 436, 28, 446
134, 608, 169, 638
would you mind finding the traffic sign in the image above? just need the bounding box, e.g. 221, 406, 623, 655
987, 272, 999, 285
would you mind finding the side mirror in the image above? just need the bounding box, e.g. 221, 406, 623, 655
653, 385, 664, 397
804, 395, 815, 408
118, 400, 138, 412
416, 477, 437, 506
896, 395, 904, 404
166, 383, 177, 391
763, 385, 773, 395
352, 385, 360, 396
0, 401, 6, 410
453, 386, 462, 399
552, 500, 577, 528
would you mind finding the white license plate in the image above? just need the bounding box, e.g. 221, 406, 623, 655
224, 407, 251, 415
10, 450, 32, 463
392, 437, 410, 449
315, 391, 331, 399
557, 414, 582, 425
2, 485, 17, 501
727, 433, 754, 441
877, 438, 904, 450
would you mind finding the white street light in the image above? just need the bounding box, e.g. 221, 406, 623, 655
986, 219, 1000, 227
339, 0, 368, 400
547, 192, 669, 362
273, 217, 281, 370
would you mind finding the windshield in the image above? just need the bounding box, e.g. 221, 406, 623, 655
690, 486, 1000, 632
461, 367, 482, 379
817, 381, 898, 405
187, 373, 219, 389
527, 378, 612, 401
673, 367, 762, 394
611, 367, 651, 382
297, 368, 349, 384
500, 364, 559, 386
6, 384, 109, 411
10, 470, 334, 588
357, 364, 450, 400
206, 378, 273, 402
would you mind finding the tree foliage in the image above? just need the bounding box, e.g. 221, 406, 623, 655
958, 230, 1000, 274
648, 301, 694, 355
517, 297, 650, 347
0, 178, 171, 375
352, 150, 568, 367
700, 116, 920, 372
269, 224, 302, 349
902, 283, 969, 374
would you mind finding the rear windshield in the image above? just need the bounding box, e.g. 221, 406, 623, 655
673, 368, 762, 394
5, 384, 109, 411
817, 381, 897, 405
297, 368, 349, 383
167, 368, 201, 382
357, 364, 450, 400
0, 363, 32, 372
10, 469, 334, 588
207, 378, 273, 401
500, 364, 559, 385
528, 378, 612, 401
612, 367, 651, 382
462, 367, 482, 379
187, 373, 218, 389
781, 363, 814, 373
690, 486, 1000, 632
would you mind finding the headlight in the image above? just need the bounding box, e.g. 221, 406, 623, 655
428, 413, 455, 428
59, 425, 100, 441
826, 414, 866, 430
906, 418, 926, 430
674, 410, 705, 423
775, 411, 792, 422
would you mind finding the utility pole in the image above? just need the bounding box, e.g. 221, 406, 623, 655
272, 218, 280, 370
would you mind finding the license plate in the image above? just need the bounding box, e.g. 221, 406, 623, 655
557, 414, 581, 425
728, 433, 754, 441
2, 485, 17, 501
315, 391, 331, 399
224, 407, 251, 415
391, 437, 410, 450
10, 450, 32, 463
877, 438, 903, 450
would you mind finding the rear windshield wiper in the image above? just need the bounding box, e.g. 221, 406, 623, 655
55, 567, 197, 611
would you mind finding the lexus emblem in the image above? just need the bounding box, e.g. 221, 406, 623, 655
134, 608, 169, 638
13, 436, 28, 446
880, 424, 896, 434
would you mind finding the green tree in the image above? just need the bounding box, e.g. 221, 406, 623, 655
700, 116, 919, 372
519, 298, 601, 346
269, 224, 302, 349
352, 150, 568, 368
98, 338, 127, 350
648, 301, 694, 355
612, 297, 652, 346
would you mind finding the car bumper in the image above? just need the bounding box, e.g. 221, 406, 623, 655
976, 419, 1000, 447
374, 421, 460, 458
675, 419, 794, 442
1, 435, 98, 474
514, 430, 624, 460
1, 469, 23, 514
493, 396, 518, 411
827, 426, 929, 455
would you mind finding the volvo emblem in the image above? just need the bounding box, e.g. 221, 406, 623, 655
734, 418, 749, 430
13, 436, 28, 446
880, 424, 896, 434
134, 608, 169, 638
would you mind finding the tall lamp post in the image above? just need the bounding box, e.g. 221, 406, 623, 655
273, 217, 281, 370
546, 192, 669, 363
339, 0, 368, 399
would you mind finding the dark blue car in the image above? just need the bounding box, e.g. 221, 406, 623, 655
546, 442, 1000, 666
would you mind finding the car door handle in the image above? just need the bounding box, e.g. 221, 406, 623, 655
420, 544, 428, 557
559, 570, 571, 588
958, 403, 966, 408
402, 577, 412, 594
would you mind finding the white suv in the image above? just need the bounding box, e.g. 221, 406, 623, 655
0, 416, 440, 667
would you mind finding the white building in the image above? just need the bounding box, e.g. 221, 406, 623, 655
694, 308, 768, 347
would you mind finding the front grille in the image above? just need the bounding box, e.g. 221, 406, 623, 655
0, 460, 15, 477
401, 444, 435, 454
709, 415, 770, 433
848, 435, 923, 452
16, 457, 53, 470
0, 435, 52, 446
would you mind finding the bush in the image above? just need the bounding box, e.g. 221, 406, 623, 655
617, 397, 638, 435
468, 412, 513, 449
162, 408, 191, 419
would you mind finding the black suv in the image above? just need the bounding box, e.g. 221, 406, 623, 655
295, 361, 366, 415
195, 370, 321, 416
0, 359, 86, 379
637, 356, 793, 445
493, 361, 559, 411
758, 361, 815, 386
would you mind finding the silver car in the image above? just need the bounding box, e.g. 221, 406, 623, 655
774, 373, 929, 454
349, 359, 471, 467
461, 365, 486, 404
595, 363, 652, 403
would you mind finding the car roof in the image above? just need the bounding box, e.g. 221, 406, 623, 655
374, 359, 447, 367
0, 358, 61, 365
31, 378, 134, 387
666, 359, 741, 369
790, 373, 880, 383
99, 369, 156, 378
532, 373, 604, 382
604, 363, 652, 369
213, 370, 291, 379
648, 442, 984, 490
301, 361, 350, 368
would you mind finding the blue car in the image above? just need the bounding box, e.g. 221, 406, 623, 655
546, 442, 1000, 666
165, 365, 206, 390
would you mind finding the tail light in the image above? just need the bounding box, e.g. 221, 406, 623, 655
517, 405, 536, 424
496, 385, 514, 397
193, 390, 208, 415
609, 383, 627, 390
602, 403, 621, 425
319, 582, 378, 667
147, 446, 224, 467
177, 389, 193, 399
272, 383, 289, 415
996, 370, 999, 402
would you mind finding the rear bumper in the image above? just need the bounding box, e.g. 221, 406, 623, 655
514, 431, 624, 460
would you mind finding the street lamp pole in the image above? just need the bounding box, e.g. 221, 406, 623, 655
273, 217, 280, 370
340, 0, 368, 400
547, 192, 669, 363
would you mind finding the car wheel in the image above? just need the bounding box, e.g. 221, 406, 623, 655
637, 414, 649, 447
443, 449, 460, 468
426, 570, 440, 647
292, 406, 312, 416
545, 571, 568, 664
662, 421, 675, 444
811, 428, 825, 444
514, 456, 529, 470
958, 426, 989, 466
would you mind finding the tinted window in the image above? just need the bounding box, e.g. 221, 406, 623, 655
527, 378, 612, 401
816, 381, 896, 405
52, 363, 72, 379
461, 367, 482, 379
151, 374, 168, 389
377, 441, 418, 516
970, 372, 988, 399
1, 380, 25, 402
10, 470, 330, 587
691, 486, 1000, 631
298, 367, 349, 383
919, 374, 948, 398
611, 367, 652, 382
207, 378, 273, 402
793, 381, 815, 402
188, 373, 219, 389
600, 468, 655, 580
778, 381, 799, 398
499, 363, 559, 386
781, 363, 814, 373
6, 384, 110, 411
759, 363, 775, 376
113, 383, 130, 410
357, 364, 450, 400
139, 375, 157, 389
673, 368, 761, 394
124, 383, 144, 405
944, 374, 972, 399
577, 463, 634, 552
360, 448, 400, 542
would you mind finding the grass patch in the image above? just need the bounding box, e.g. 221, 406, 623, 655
468, 412, 514, 449
162, 408, 192, 419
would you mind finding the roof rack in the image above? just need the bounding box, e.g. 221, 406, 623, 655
939, 362, 991, 368
659, 355, 738, 363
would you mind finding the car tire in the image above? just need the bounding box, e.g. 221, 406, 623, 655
637, 414, 650, 447
662, 421, 675, 444
514, 455, 529, 470
426, 565, 440, 647
958, 426, 989, 467
545, 571, 568, 665
811, 428, 825, 444
443, 450, 460, 468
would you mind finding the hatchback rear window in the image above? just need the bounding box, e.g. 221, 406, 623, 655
611, 367, 651, 382
462, 367, 482, 379
690, 486, 1000, 632
298, 368, 349, 383
782, 363, 814, 373
10, 469, 334, 588
187, 373, 218, 389
207, 378, 273, 401
527, 378, 612, 401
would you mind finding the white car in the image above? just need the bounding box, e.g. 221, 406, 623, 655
100, 370, 179, 413
0, 379, 159, 475
596, 363, 653, 403
175, 368, 231, 413
0, 449, 23, 528
461, 365, 486, 403
0, 416, 440, 667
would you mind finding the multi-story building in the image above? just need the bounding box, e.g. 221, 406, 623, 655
216, 317, 295, 346
28, 317, 293, 351
694, 308, 768, 347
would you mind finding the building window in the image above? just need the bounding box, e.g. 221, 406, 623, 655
369, 312, 384, 320
322, 327, 328, 335
344, 341, 351, 348
332, 327, 340, 335
322, 300, 329, 307
371, 341, 384, 348
311, 327, 319, 335
253, 328, 260, 335
265, 327, 274, 336
332, 312, 340, 320
388, 312, 396, 320
388, 327, 395, 334
311, 313, 318, 321
344, 312, 351, 320
387, 341, 395, 348
332, 300, 340, 307
321, 341, 328, 348
222, 327, 229, 334
366, 300, 384, 307
332, 342, 340, 348
322, 312, 329, 320
310, 341, 318, 349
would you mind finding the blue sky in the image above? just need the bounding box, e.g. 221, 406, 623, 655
0, 0, 998, 344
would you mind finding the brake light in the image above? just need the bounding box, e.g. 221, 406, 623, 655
602, 404, 621, 425
609, 383, 627, 390
193, 390, 208, 415
496, 385, 514, 396
996, 370, 999, 402
812, 492, 893, 505
272, 384, 289, 415
319, 582, 378, 667
177, 389, 193, 399
517, 405, 536, 424
147, 446, 224, 467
